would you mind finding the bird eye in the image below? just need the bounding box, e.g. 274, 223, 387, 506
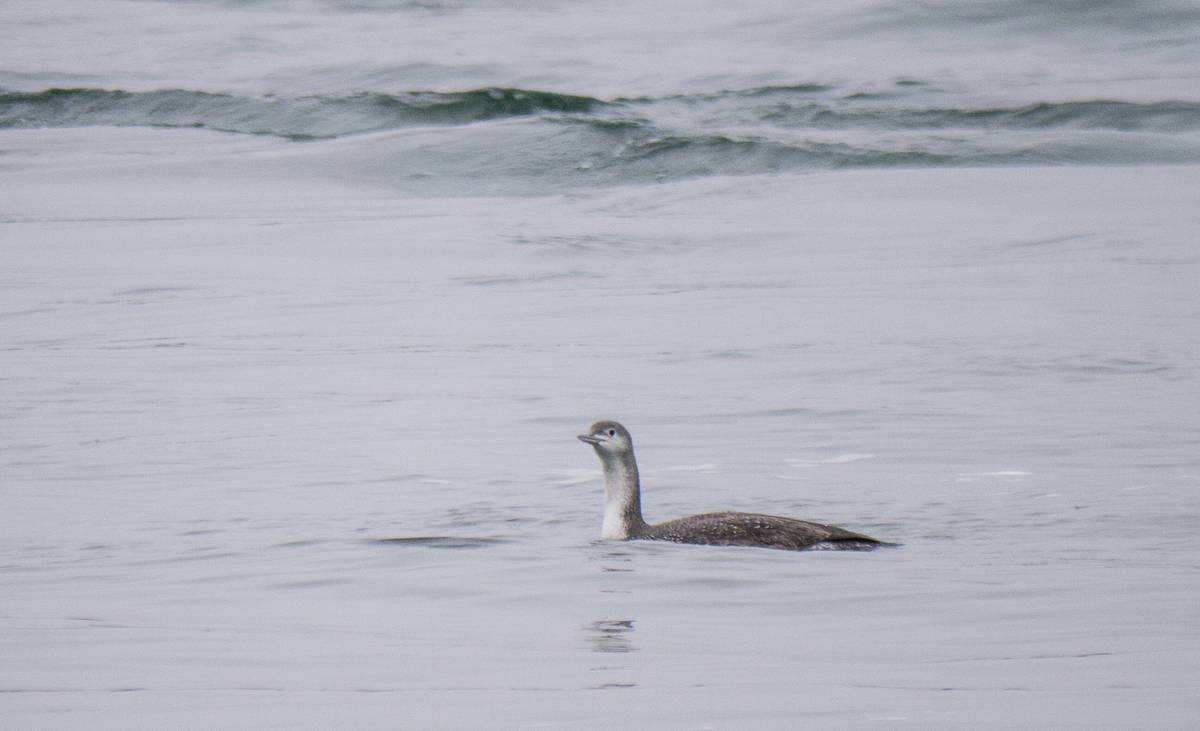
607, 429, 616, 437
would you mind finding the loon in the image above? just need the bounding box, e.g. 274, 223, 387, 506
577, 420, 892, 551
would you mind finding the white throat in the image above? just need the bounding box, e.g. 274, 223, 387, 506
602, 499, 630, 539
598, 452, 642, 539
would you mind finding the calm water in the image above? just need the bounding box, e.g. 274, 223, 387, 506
3, 1, 1200, 728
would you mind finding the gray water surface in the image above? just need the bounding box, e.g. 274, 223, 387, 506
3, 0, 1200, 728
4, 165, 1198, 728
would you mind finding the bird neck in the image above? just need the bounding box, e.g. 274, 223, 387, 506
599, 451, 646, 539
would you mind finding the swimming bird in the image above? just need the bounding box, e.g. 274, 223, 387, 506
577, 420, 892, 551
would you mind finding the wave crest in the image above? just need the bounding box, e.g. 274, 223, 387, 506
5, 84, 1200, 190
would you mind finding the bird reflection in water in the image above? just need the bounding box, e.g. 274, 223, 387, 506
588, 619, 636, 654
585, 619, 637, 689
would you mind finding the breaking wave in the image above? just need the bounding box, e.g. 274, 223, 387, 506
5, 83, 1200, 190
